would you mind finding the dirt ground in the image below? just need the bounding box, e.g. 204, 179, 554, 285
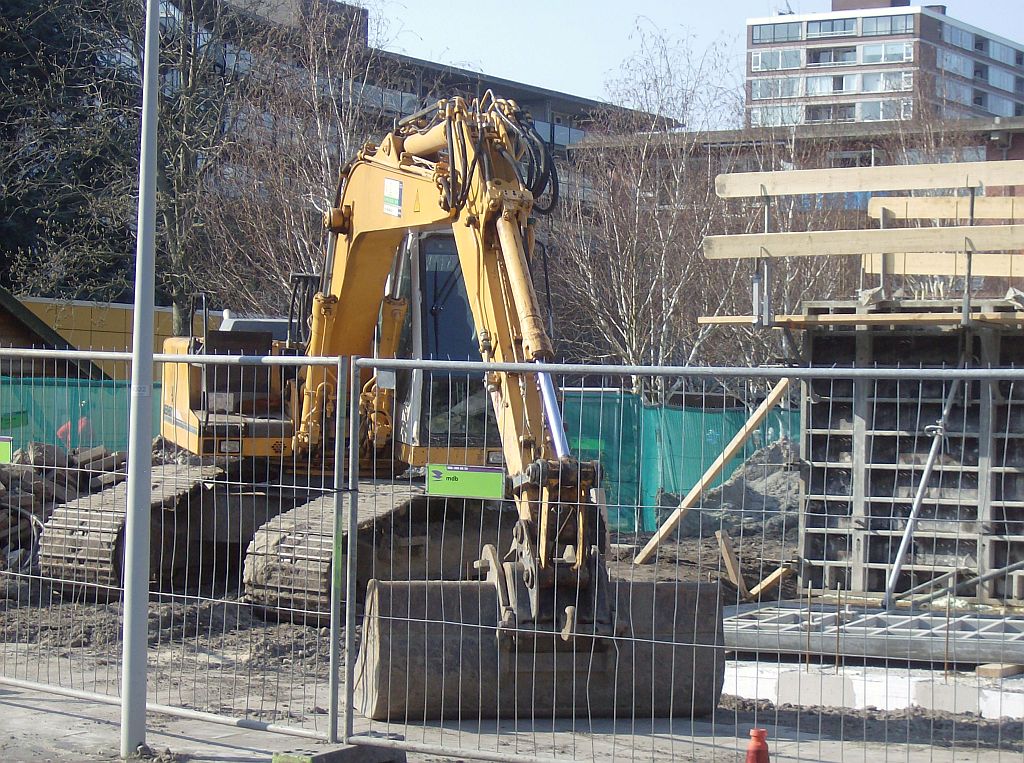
719, 695, 1024, 752
3, 571, 1023, 756
2, 442, 1021, 756
607, 441, 803, 600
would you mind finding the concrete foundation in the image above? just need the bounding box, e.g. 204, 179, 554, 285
724, 660, 1024, 719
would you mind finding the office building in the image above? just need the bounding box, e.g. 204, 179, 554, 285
746, 0, 1024, 126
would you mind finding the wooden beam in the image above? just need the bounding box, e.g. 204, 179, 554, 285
715, 530, 751, 600
868, 196, 1024, 222
703, 225, 1024, 261
698, 311, 1024, 327
748, 563, 796, 600
862, 251, 1024, 278
716, 160, 1024, 198
976, 663, 1024, 678
696, 315, 756, 325
634, 377, 791, 565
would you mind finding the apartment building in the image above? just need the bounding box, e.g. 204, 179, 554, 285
746, 0, 1024, 127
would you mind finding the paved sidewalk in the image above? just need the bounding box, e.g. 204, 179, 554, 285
1, 682, 1013, 762
0, 684, 332, 763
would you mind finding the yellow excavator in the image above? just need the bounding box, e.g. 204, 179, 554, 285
91, 94, 724, 719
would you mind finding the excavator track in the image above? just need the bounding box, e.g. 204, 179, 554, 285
243, 480, 517, 621
39, 464, 223, 594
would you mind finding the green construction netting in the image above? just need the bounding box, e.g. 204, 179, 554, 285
0, 377, 163, 454
1, 378, 799, 533
563, 389, 799, 532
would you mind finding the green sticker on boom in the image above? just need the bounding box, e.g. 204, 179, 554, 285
426, 464, 505, 500
0, 437, 11, 464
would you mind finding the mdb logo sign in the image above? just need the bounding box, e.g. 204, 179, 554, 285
425, 464, 505, 500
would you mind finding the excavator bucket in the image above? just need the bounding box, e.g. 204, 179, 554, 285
353, 578, 724, 720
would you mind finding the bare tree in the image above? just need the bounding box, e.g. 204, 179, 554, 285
198, 0, 403, 315
548, 31, 753, 374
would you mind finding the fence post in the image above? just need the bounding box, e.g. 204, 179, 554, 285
121, 0, 160, 754
343, 357, 361, 742
328, 357, 348, 743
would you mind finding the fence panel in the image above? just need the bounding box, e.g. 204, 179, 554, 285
344, 357, 1024, 762
0, 348, 344, 740
5, 348, 1024, 761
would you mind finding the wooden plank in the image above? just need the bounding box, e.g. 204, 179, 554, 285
703, 225, 1024, 261
748, 564, 795, 600
716, 160, 1024, 198
868, 196, 1024, 221
715, 530, 751, 600
976, 663, 1024, 678
862, 252, 1024, 278
697, 312, 1024, 327
634, 377, 791, 565
696, 315, 755, 325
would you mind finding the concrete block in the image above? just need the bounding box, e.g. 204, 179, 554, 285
980, 688, 1024, 719
723, 662, 779, 702
915, 681, 980, 715
851, 670, 921, 711
777, 669, 856, 709
273, 743, 406, 763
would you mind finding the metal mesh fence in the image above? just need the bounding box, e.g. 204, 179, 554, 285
2, 348, 1024, 760
345, 357, 1024, 762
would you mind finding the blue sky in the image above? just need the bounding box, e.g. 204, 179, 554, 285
374, 1, 1024, 103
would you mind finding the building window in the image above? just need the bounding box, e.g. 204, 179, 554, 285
989, 93, 1016, 117
752, 22, 802, 44
749, 104, 803, 126
860, 101, 882, 121
1016, 103, 1024, 117
989, 40, 1020, 66
807, 46, 857, 66
937, 49, 974, 79
862, 14, 913, 36
805, 73, 857, 94
750, 76, 802, 100
943, 24, 973, 51
937, 77, 974, 105
973, 89, 988, 108
974, 63, 989, 81
806, 103, 855, 123
862, 70, 913, 93
807, 18, 856, 39
990, 66, 1016, 92
750, 49, 803, 71
861, 42, 913, 64
858, 99, 911, 122
974, 36, 990, 56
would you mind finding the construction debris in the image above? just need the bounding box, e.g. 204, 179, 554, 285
0, 442, 126, 574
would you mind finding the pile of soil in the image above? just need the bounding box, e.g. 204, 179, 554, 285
654, 439, 802, 540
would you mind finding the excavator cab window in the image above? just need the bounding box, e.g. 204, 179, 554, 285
419, 235, 494, 446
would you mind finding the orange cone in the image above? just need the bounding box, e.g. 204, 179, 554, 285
746, 728, 770, 763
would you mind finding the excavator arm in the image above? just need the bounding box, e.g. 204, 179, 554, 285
295, 94, 609, 637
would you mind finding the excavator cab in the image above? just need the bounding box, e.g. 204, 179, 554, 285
388, 232, 502, 468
